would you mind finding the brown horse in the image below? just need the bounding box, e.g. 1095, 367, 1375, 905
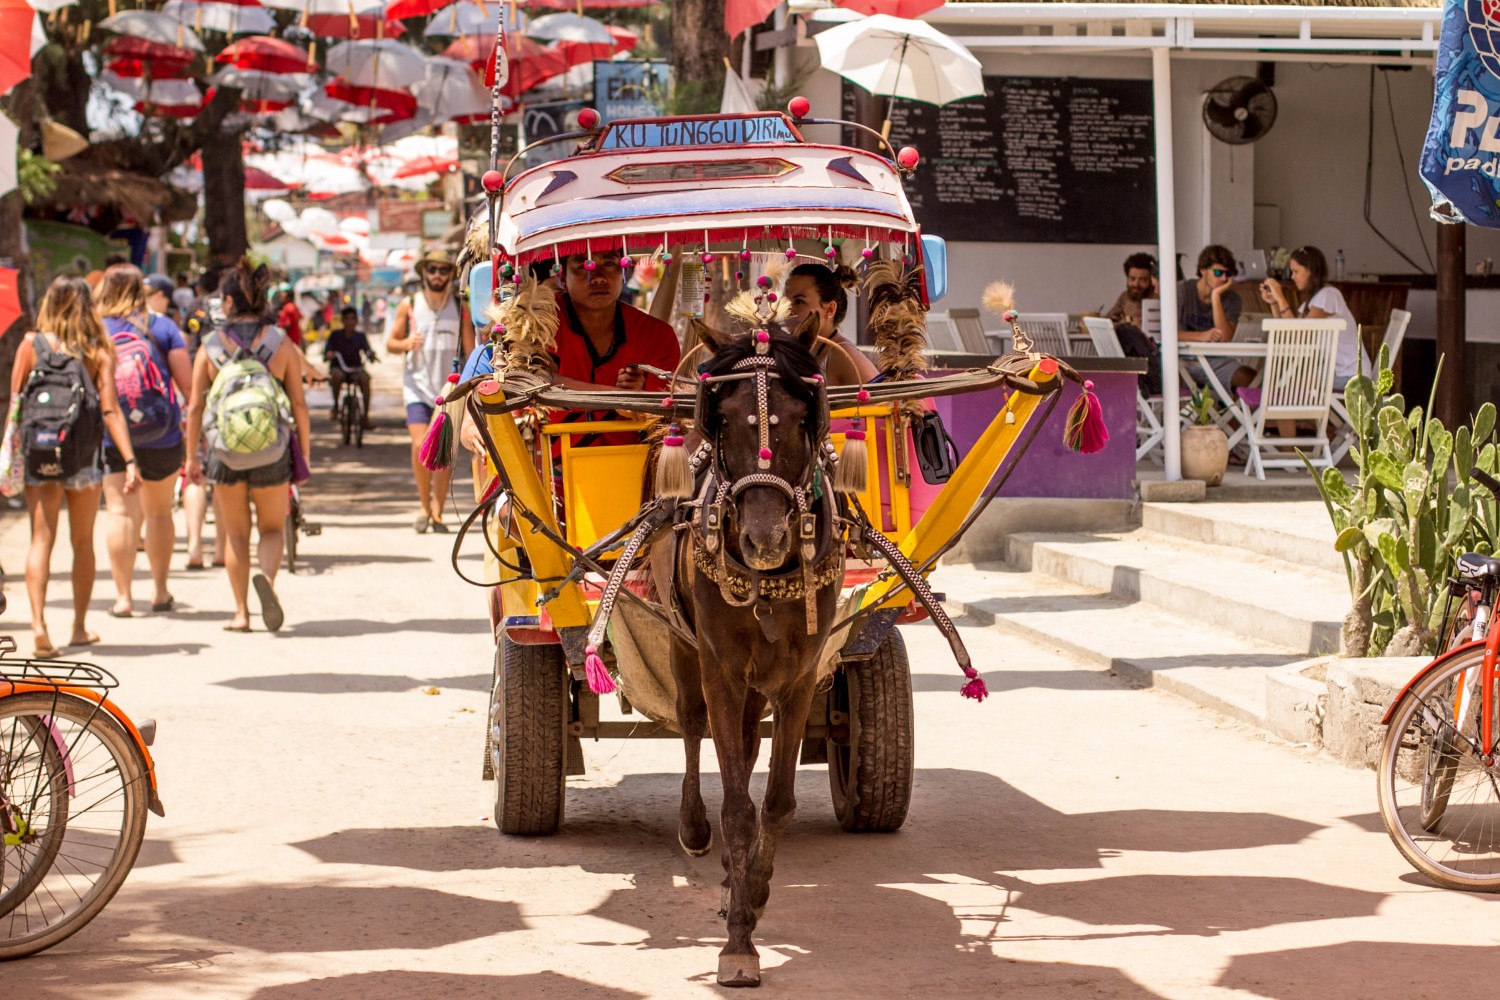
658, 317, 843, 987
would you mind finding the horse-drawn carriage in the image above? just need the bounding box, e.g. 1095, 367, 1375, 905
437, 100, 1100, 986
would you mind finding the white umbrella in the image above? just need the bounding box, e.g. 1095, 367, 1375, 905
526, 12, 611, 45
98, 10, 206, 51
423, 1, 519, 39
163, 0, 276, 36
813, 13, 982, 108
324, 38, 426, 89
260, 0, 382, 12
377, 110, 437, 142
0, 115, 16, 200
98, 71, 146, 100
211, 66, 312, 102
262, 197, 299, 223
412, 56, 487, 121
27, 0, 74, 15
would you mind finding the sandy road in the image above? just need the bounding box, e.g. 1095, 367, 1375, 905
3, 377, 1500, 999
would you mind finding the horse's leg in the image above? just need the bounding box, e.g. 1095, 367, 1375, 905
741, 687, 767, 774
747, 669, 817, 916
702, 654, 761, 987
673, 637, 712, 856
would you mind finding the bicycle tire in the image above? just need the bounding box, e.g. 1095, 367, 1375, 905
1422, 621, 1477, 829
341, 392, 354, 446
1378, 647, 1500, 890
284, 510, 298, 575
353, 394, 365, 449
0, 692, 149, 959
0, 713, 69, 918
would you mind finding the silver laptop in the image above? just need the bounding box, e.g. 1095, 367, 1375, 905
1237, 249, 1268, 281
1233, 312, 1270, 342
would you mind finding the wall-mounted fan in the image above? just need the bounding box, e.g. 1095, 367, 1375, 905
1203, 76, 1278, 145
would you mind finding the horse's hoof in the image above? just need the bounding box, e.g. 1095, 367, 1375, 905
679, 826, 713, 857
717, 954, 761, 988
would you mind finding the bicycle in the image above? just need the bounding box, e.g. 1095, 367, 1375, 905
0, 593, 162, 959
330, 353, 376, 449
284, 483, 321, 575
1377, 468, 1500, 890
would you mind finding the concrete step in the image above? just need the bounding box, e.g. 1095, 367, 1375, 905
1006, 529, 1348, 655
934, 562, 1306, 729
1142, 500, 1344, 576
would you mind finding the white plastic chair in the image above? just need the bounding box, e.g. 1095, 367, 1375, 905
1235, 319, 1342, 479
1382, 307, 1412, 364
1140, 298, 1162, 340
1084, 315, 1163, 462
1328, 308, 1411, 465
950, 308, 995, 355
1011, 312, 1071, 357
924, 310, 965, 354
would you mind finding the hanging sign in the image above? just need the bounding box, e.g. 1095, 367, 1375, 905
1421, 0, 1500, 226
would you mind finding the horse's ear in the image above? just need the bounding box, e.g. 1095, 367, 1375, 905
791, 309, 820, 350
689, 317, 735, 353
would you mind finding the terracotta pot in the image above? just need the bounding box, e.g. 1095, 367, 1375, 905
1181, 424, 1229, 486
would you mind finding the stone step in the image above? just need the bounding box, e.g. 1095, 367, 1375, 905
1142, 500, 1344, 576
934, 562, 1307, 729
1005, 529, 1348, 655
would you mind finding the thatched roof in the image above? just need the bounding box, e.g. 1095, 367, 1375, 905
40, 161, 198, 227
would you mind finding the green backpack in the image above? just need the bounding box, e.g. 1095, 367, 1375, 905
204, 324, 291, 471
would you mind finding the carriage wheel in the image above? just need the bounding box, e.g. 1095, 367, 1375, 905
828, 630, 914, 832
490, 636, 568, 836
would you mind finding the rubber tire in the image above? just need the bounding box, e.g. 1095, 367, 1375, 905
1378, 647, 1500, 891
284, 510, 298, 575
0, 714, 69, 918
491, 637, 568, 836
481, 640, 501, 781
0, 693, 149, 959
828, 630, 914, 832
353, 394, 365, 449
1421, 621, 1478, 829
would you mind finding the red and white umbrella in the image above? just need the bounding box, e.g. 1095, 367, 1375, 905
324, 38, 426, 88
526, 11, 611, 44
324, 77, 419, 121
210, 66, 310, 110
553, 22, 633, 68
382, 0, 448, 19
134, 78, 205, 118
423, 2, 516, 39
831, 0, 943, 17
455, 33, 567, 93
524, 0, 656, 8
104, 34, 199, 71
218, 36, 310, 73
164, 0, 276, 35
303, 12, 406, 37
412, 55, 489, 123
391, 154, 457, 179
99, 10, 206, 51
245, 165, 292, 190
105, 57, 194, 79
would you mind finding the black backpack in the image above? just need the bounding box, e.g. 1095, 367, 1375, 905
20, 334, 103, 481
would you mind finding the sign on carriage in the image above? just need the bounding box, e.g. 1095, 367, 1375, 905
599, 113, 799, 151
1421, 0, 1500, 226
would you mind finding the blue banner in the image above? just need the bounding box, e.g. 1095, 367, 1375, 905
1422, 0, 1500, 226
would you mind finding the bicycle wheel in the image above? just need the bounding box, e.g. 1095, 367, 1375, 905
0, 692, 148, 959
353, 393, 365, 449
1378, 647, 1500, 890
0, 713, 69, 918
341, 392, 354, 446
1422, 615, 1479, 829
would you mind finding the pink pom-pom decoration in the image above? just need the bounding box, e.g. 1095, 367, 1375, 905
756, 331, 770, 343
621, 255, 634, 268
1063, 381, 1110, 455
584, 259, 596, 271
856, 389, 870, 402
824, 246, 837, 258
740, 248, 752, 261
862, 248, 874, 260
661, 396, 673, 407
1002, 309, 1018, 323
664, 435, 685, 447
845, 429, 866, 441
784, 247, 797, 259
446, 373, 460, 384
702, 252, 715, 264
584, 644, 615, 694
735, 271, 744, 281
757, 275, 772, 288
767, 293, 778, 302
758, 447, 773, 460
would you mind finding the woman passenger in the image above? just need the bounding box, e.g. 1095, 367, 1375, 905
1259, 245, 1370, 389
783, 264, 879, 385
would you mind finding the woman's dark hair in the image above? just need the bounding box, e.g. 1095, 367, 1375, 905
1123, 252, 1157, 275
788, 263, 859, 325
1289, 246, 1329, 302
219, 257, 271, 317
697, 332, 824, 439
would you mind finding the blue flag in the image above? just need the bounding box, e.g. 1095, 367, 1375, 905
1421, 0, 1500, 226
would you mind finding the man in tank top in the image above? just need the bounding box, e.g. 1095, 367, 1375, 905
387, 247, 476, 533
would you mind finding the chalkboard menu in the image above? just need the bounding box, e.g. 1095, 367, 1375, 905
843, 77, 1157, 244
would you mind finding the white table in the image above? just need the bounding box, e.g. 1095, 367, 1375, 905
1178, 342, 1269, 448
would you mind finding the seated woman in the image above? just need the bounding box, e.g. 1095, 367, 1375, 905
1259, 245, 1369, 390
783, 263, 879, 386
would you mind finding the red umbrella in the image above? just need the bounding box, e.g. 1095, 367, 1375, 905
325, 78, 418, 118
392, 154, 457, 179
0, 0, 31, 95
304, 13, 406, 38
830, 0, 944, 16
384, 0, 449, 19
464, 34, 570, 92
0, 267, 20, 335
106, 58, 194, 79
553, 23, 635, 69
524, 0, 656, 8
217, 35, 310, 74
103, 35, 200, 71
245, 165, 291, 189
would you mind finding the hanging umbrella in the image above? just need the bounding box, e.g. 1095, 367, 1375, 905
424, 2, 519, 39
260, 0, 381, 13
459, 33, 567, 93
245, 165, 291, 190
105, 57, 194, 79
103, 35, 199, 70
813, 13, 982, 107
325, 38, 426, 88
303, 13, 406, 37
0, 115, 16, 199
210, 66, 311, 111
163, 0, 277, 36
325, 77, 418, 119
218, 36, 310, 73
135, 78, 205, 118
412, 55, 488, 122
99, 10, 206, 51
0, 267, 20, 337
553, 22, 633, 68
0, 0, 32, 96
525, 0, 655, 8
830, 0, 942, 18
383, 0, 449, 19
392, 153, 457, 179
526, 11, 611, 44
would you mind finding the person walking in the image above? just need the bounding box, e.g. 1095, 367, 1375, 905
11, 277, 140, 657
386, 247, 474, 533
94, 264, 193, 617
185, 260, 311, 633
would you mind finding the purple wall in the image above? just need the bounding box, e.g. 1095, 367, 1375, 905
929, 367, 1141, 501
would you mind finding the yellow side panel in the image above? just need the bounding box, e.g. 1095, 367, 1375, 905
560, 443, 651, 553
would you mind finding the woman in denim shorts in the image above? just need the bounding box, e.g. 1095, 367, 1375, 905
10, 277, 140, 657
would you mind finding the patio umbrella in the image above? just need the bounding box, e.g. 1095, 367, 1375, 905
218, 35, 310, 73
325, 38, 426, 88
831, 0, 943, 18
163, 0, 276, 36
99, 10, 206, 51
813, 13, 982, 108
413, 56, 490, 122
526, 12, 611, 44
0, 0, 33, 96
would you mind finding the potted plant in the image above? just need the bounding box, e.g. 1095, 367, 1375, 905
1181, 387, 1230, 486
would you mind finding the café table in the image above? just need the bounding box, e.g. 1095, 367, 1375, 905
1177, 341, 1269, 449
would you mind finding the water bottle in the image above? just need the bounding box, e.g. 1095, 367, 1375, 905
1334, 249, 1346, 281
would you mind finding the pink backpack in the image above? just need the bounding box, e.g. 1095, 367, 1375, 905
111, 318, 178, 446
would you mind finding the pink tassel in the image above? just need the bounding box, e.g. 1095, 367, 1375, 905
418, 410, 450, 470
584, 644, 616, 694
960, 666, 988, 702
1063, 380, 1109, 455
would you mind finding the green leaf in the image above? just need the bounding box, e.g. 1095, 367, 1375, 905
1321, 466, 1354, 506
1335, 526, 1365, 552
1378, 405, 1411, 460
1345, 376, 1377, 438
1478, 401, 1497, 443
1377, 367, 1395, 395
1367, 451, 1404, 491
1484, 443, 1498, 474
1457, 424, 1474, 478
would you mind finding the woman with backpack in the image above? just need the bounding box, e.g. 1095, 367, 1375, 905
94, 264, 193, 618
184, 260, 311, 633
10, 277, 140, 657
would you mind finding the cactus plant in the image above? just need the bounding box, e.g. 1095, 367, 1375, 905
1307, 348, 1498, 656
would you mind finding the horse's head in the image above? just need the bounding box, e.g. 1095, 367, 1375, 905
696, 313, 828, 572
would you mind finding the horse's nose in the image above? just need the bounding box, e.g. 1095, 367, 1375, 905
740, 523, 791, 571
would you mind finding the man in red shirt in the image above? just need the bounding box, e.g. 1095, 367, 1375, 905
274, 288, 304, 347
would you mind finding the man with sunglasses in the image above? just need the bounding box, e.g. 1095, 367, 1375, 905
388, 247, 476, 533
1179, 244, 1254, 391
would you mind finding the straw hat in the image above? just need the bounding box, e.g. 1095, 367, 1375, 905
415, 246, 456, 270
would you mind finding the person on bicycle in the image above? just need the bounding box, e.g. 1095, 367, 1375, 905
323, 306, 376, 429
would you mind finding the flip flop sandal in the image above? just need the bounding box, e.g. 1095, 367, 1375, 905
108, 607, 134, 618
253, 573, 284, 633
184, 560, 207, 571
430, 519, 449, 534
71, 633, 101, 647
151, 596, 175, 613
32, 643, 60, 659
222, 623, 252, 633
414, 514, 431, 534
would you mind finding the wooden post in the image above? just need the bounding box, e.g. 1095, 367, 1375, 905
1436, 220, 1467, 429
